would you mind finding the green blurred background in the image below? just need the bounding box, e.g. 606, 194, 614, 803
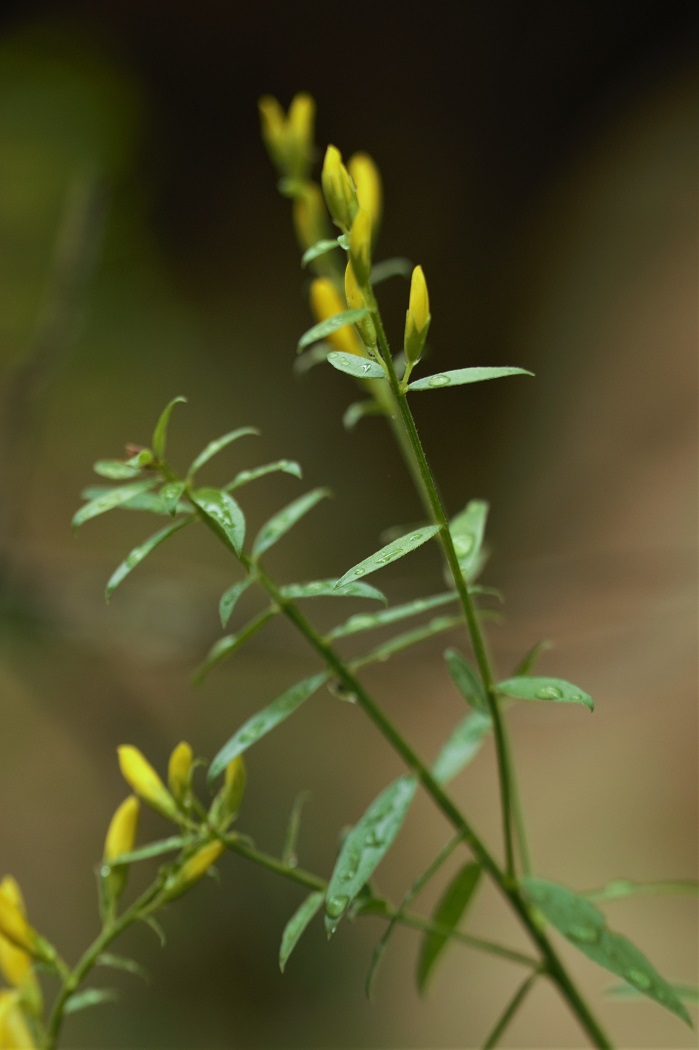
0, 2, 696, 1047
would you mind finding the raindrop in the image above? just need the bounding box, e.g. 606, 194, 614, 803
326, 895, 349, 919
625, 969, 652, 990
428, 374, 451, 388
536, 685, 564, 700
568, 924, 599, 944
353, 568, 366, 577
99, 864, 111, 879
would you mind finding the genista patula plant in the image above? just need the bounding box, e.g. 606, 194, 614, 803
1, 93, 696, 1049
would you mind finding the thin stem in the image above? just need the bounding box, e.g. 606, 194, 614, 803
483, 970, 541, 1049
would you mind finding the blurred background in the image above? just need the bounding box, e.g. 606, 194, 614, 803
0, 2, 696, 1047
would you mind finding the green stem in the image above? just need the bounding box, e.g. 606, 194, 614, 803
483, 970, 541, 1048
367, 288, 518, 879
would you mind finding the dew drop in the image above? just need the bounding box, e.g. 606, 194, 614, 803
568, 924, 599, 944
99, 864, 111, 879
353, 568, 366, 577
428, 373, 451, 388
326, 895, 349, 919
453, 533, 474, 556
536, 685, 564, 700
625, 968, 652, 990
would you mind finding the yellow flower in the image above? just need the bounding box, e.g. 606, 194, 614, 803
104, 796, 140, 864
404, 265, 431, 364
167, 742, 193, 803
292, 183, 331, 253
208, 755, 246, 830
117, 746, 180, 822
348, 208, 372, 287
162, 841, 225, 902
321, 146, 358, 233
0, 881, 41, 1013
0, 880, 53, 965
0, 990, 36, 1048
309, 278, 363, 356
348, 152, 382, 236
258, 93, 315, 179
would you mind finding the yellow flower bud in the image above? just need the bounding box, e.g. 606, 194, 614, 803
348, 208, 372, 287
287, 93, 315, 160
162, 841, 225, 902
104, 796, 140, 864
0, 880, 37, 999
292, 183, 331, 252
117, 746, 180, 823
167, 742, 193, 803
404, 265, 431, 364
208, 756, 247, 830
309, 278, 364, 356
258, 93, 315, 179
0, 881, 53, 965
0, 990, 37, 1049
348, 152, 382, 237
321, 146, 358, 233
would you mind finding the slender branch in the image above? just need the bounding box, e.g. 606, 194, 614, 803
483, 970, 541, 1048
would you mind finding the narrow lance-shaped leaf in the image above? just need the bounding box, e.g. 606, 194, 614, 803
194, 608, 277, 683
190, 487, 246, 555
334, 524, 441, 590
63, 988, 120, 1014
497, 676, 594, 711
152, 396, 187, 460
606, 982, 699, 1003
80, 486, 192, 516
208, 672, 328, 783
282, 791, 311, 868
279, 891, 324, 973
301, 238, 344, 267
432, 711, 492, 785
219, 577, 253, 628
95, 953, 150, 983
298, 308, 371, 352
107, 835, 198, 867
408, 366, 534, 392
370, 257, 413, 284
343, 399, 384, 430
444, 648, 487, 711
513, 639, 553, 677
160, 480, 186, 516
93, 459, 142, 480
327, 352, 386, 379
186, 427, 259, 479
252, 488, 330, 559
72, 479, 160, 529
328, 591, 458, 640
584, 878, 699, 903
105, 518, 192, 600
225, 459, 303, 491
280, 579, 386, 603
324, 774, 419, 936
523, 877, 691, 1026
417, 862, 482, 993
449, 500, 488, 581
352, 615, 464, 670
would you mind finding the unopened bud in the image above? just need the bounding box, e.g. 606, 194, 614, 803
404, 265, 431, 364
348, 152, 382, 237
321, 146, 358, 233
117, 746, 180, 823
167, 742, 194, 804
162, 841, 225, 902
348, 209, 372, 287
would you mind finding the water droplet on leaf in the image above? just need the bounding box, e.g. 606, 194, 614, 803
326, 895, 349, 919
536, 685, 564, 700
625, 968, 652, 990
428, 374, 451, 388
568, 924, 599, 944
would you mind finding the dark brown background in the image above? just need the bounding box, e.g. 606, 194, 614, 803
0, 3, 696, 1047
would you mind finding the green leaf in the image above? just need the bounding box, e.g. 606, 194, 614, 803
444, 649, 487, 711
160, 480, 186, 515
335, 524, 441, 589
606, 982, 698, 1002
108, 835, 197, 866
353, 616, 463, 670
328, 591, 459, 640
324, 774, 419, 936
208, 672, 328, 782
152, 396, 187, 460
370, 257, 413, 284
252, 488, 330, 559
93, 459, 142, 480
279, 891, 325, 972
225, 459, 303, 490
342, 399, 384, 430
280, 579, 386, 603
219, 578, 253, 628
190, 487, 246, 554
408, 367, 534, 392
523, 877, 692, 1026
497, 676, 594, 711
301, 238, 343, 267
417, 862, 482, 993
513, 639, 553, 676
95, 953, 149, 982
293, 344, 330, 373
297, 309, 371, 352
194, 609, 277, 683
186, 427, 259, 478
80, 487, 191, 516
585, 879, 699, 902
105, 518, 191, 600
449, 500, 488, 581
326, 352, 386, 379
63, 988, 119, 1014
72, 479, 160, 529
432, 711, 492, 785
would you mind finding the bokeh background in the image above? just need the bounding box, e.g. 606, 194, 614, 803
0, 2, 697, 1047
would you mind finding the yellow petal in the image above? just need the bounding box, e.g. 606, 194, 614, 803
348, 152, 382, 234
167, 742, 193, 802
104, 795, 140, 863
162, 841, 225, 901
117, 746, 179, 822
309, 278, 363, 356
